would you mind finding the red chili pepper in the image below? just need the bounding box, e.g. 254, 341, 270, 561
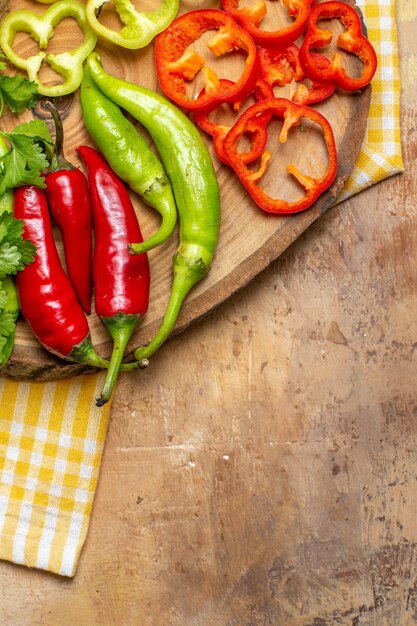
154, 9, 260, 113
194, 78, 274, 165
299, 0, 378, 91
259, 44, 335, 106
221, 0, 312, 48
76, 145, 150, 406
14, 185, 108, 367
43, 101, 93, 314
222, 97, 338, 214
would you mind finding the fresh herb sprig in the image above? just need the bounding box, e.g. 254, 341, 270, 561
0, 209, 37, 276
0, 52, 39, 117
0, 119, 54, 194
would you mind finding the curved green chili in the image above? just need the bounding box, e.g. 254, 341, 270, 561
86, 52, 221, 362
80, 65, 177, 254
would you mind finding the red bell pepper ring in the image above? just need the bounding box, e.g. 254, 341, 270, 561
259, 44, 303, 87
221, 0, 312, 49
154, 9, 260, 113
222, 97, 338, 214
194, 78, 274, 165
299, 0, 378, 92
259, 44, 335, 106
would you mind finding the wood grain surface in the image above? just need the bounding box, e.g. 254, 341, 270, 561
1, 2, 417, 626
0, 0, 370, 379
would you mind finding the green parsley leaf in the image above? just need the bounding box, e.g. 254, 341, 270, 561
0, 308, 16, 338
10, 119, 53, 145
0, 212, 36, 276
0, 211, 23, 242
0, 120, 53, 194
0, 52, 39, 115
0, 74, 39, 114
0, 242, 24, 276
0, 286, 7, 310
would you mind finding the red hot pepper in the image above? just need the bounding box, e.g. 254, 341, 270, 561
77, 146, 150, 406
14, 185, 108, 367
155, 9, 259, 113
222, 98, 338, 214
259, 44, 335, 106
44, 101, 93, 314
299, 0, 378, 92
221, 0, 312, 49
194, 78, 274, 165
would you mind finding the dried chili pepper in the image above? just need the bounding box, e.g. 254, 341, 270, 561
76, 146, 150, 406
194, 78, 274, 165
221, 0, 312, 49
299, 0, 377, 91
222, 97, 338, 214
14, 185, 108, 367
43, 101, 92, 314
259, 44, 335, 106
155, 9, 259, 113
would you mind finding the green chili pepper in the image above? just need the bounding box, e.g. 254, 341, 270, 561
0, 138, 19, 367
86, 53, 221, 362
85, 0, 179, 50
0, 276, 19, 367
0, 0, 97, 97
80, 66, 177, 254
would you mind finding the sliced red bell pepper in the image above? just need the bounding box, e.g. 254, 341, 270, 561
299, 0, 377, 91
194, 78, 274, 165
154, 9, 260, 113
222, 97, 338, 214
259, 44, 335, 106
221, 0, 312, 48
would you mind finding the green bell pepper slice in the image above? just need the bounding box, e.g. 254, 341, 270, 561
0, 0, 97, 97
85, 0, 179, 49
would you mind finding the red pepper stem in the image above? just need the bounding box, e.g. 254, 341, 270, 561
96, 313, 141, 407
69, 335, 109, 369
42, 99, 75, 172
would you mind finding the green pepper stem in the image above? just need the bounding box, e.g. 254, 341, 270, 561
96, 313, 140, 407
70, 335, 109, 369
134, 253, 205, 362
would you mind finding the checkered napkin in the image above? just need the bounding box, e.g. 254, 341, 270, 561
0, 0, 404, 577
0, 374, 111, 576
338, 0, 404, 201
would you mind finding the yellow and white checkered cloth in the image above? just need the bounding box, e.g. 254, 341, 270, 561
339, 0, 404, 201
0, 0, 404, 577
0, 374, 111, 576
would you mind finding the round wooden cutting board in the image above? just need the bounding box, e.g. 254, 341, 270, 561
0, 0, 371, 380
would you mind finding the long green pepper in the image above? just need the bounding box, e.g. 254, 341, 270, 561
86, 53, 221, 362
80, 66, 177, 254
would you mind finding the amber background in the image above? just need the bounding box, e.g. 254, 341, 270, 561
1, 1, 417, 624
